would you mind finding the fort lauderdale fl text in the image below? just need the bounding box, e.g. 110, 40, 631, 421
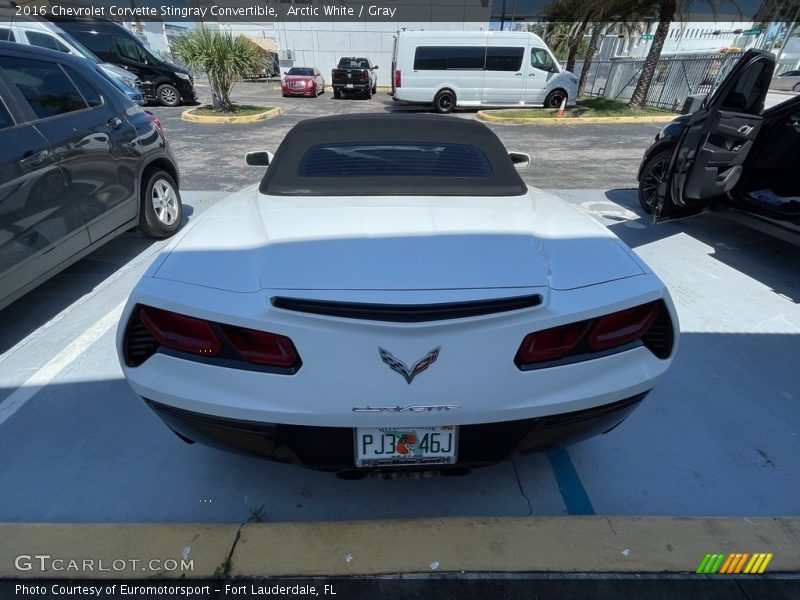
26, 3, 397, 18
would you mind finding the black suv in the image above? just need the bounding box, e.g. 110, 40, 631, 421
49, 18, 196, 107
0, 42, 183, 310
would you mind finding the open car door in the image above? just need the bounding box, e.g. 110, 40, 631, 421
655, 50, 775, 220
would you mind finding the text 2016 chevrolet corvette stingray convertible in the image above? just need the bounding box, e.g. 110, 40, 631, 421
118, 114, 678, 475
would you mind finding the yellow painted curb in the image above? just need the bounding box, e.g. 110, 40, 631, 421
181, 106, 283, 124
232, 517, 800, 576
4, 517, 798, 578
0, 524, 239, 579
477, 110, 677, 125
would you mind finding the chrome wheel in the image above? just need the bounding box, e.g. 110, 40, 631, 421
159, 87, 178, 106
151, 179, 179, 225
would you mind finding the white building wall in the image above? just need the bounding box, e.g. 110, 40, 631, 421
625, 21, 756, 58
226, 21, 486, 86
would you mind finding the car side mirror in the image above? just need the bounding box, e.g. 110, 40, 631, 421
373, 65, 379, 69
509, 152, 530, 169
246, 151, 273, 166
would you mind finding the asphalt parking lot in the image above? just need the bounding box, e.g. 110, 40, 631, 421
0, 83, 798, 524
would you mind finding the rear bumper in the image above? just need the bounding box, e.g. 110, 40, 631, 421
333, 83, 371, 92
145, 391, 648, 471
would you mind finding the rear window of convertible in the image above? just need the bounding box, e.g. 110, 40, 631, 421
298, 142, 493, 178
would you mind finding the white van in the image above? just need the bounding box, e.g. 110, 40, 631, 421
0, 13, 144, 104
392, 30, 578, 113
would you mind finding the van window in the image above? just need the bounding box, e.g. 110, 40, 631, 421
531, 48, 557, 72
0, 28, 14, 42
25, 31, 71, 53
0, 57, 90, 119
485, 47, 524, 72
69, 31, 112, 61
114, 37, 145, 63
413, 46, 485, 70
114, 36, 158, 65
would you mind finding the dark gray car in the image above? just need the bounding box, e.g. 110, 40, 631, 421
0, 42, 182, 310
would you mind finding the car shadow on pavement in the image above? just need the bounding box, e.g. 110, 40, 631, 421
602, 188, 800, 304
0, 203, 195, 355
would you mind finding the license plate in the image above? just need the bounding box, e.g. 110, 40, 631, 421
354, 426, 457, 467
346, 83, 354, 88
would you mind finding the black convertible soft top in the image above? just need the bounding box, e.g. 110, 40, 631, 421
259, 114, 528, 197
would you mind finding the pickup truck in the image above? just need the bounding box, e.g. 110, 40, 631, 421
331, 57, 378, 99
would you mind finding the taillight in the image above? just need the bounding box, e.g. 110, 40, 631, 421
139, 307, 221, 357
515, 301, 670, 369
362, 69, 370, 82
587, 302, 660, 352
143, 110, 163, 136
515, 322, 589, 365
394, 69, 401, 88
125, 305, 302, 372
222, 326, 298, 367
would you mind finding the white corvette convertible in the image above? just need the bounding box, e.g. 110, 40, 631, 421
118, 114, 678, 475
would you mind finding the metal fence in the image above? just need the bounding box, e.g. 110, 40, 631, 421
576, 53, 744, 110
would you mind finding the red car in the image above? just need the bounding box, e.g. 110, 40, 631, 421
282, 67, 325, 97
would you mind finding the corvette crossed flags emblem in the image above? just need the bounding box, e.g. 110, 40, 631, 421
378, 347, 441, 384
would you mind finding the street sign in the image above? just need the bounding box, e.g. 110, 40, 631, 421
742, 28, 764, 36
642, 34, 654, 40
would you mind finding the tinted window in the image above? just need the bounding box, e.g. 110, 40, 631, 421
298, 142, 493, 178
485, 47, 524, 72
0, 28, 14, 42
719, 58, 772, 114
26, 31, 71, 53
531, 48, 556, 72
0, 99, 13, 129
413, 46, 485, 70
114, 37, 146, 62
64, 66, 103, 107
69, 31, 112, 60
288, 68, 314, 76
781, 70, 800, 77
0, 56, 88, 118
338, 58, 369, 69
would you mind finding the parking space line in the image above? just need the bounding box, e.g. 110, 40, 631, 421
547, 448, 596, 515
0, 299, 125, 428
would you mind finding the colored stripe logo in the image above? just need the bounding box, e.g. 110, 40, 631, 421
696, 552, 773, 574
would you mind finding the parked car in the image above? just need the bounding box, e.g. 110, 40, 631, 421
49, 18, 196, 107
638, 49, 800, 244
331, 57, 378, 99
770, 69, 800, 93
391, 31, 578, 113
0, 42, 183, 311
282, 67, 324, 97
0, 13, 145, 105
118, 113, 678, 476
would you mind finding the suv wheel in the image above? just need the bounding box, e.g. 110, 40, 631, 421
638, 149, 674, 214
156, 84, 181, 107
334, 88, 341, 99
140, 169, 182, 238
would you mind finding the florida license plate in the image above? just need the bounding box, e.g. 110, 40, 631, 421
354, 426, 457, 467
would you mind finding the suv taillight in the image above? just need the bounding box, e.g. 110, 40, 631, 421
394, 69, 401, 88
143, 110, 164, 136
515, 301, 671, 369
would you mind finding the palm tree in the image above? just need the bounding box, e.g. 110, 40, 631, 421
627, 0, 679, 109
172, 27, 263, 112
